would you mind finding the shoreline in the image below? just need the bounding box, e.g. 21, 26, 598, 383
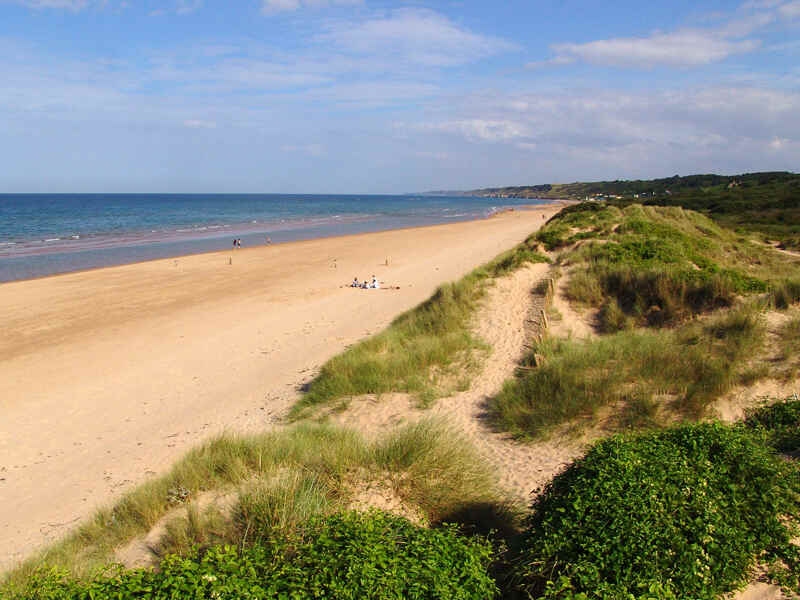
0, 203, 553, 288
0, 198, 552, 284
0, 202, 565, 571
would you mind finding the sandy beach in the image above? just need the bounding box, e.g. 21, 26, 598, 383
0, 204, 563, 571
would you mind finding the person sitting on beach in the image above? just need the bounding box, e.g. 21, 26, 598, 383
371, 275, 379, 289
352, 277, 359, 287
361, 278, 369, 289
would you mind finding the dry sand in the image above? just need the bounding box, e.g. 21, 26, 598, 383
0, 204, 564, 572
323, 261, 585, 504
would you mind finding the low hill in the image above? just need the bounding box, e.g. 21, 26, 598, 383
464, 171, 800, 248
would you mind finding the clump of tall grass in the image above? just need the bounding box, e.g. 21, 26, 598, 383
773, 315, 800, 382
292, 237, 549, 416
372, 420, 496, 521
2, 421, 498, 593
543, 203, 800, 329
487, 307, 765, 439
770, 278, 800, 309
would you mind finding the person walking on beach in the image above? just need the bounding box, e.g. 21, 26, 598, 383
237, 238, 242, 248
233, 238, 237, 249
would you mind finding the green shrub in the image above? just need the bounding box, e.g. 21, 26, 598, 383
512, 424, 800, 599
18, 511, 497, 600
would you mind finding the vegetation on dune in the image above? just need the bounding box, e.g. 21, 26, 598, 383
488, 202, 800, 439
11, 419, 800, 600
291, 235, 549, 416
488, 306, 765, 438
2, 421, 498, 595
17, 511, 497, 600
538, 202, 797, 330
511, 423, 800, 600
470, 171, 800, 249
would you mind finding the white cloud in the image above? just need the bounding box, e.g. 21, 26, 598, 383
11, 0, 90, 9
531, 1, 800, 70
551, 30, 759, 68
281, 143, 326, 156
183, 119, 216, 128
524, 55, 575, 69
176, 0, 202, 15
779, 0, 800, 17
414, 119, 528, 142
261, 0, 361, 15
401, 86, 800, 178
321, 8, 517, 67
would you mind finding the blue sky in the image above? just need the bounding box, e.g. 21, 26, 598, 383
1, 0, 798, 192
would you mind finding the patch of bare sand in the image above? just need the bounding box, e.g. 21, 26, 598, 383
714, 309, 799, 423
548, 269, 597, 339
326, 262, 584, 505
116, 489, 237, 569
348, 479, 427, 526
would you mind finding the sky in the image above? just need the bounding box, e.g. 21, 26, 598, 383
0, 0, 798, 193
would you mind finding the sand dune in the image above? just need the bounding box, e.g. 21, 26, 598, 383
0, 204, 563, 571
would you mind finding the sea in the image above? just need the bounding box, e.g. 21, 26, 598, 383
0, 194, 548, 283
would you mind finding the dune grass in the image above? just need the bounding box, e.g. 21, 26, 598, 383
539, 203, 800, 331
291, 235, 549, 417
1, 420, 498, 596
488, 307, 766, 439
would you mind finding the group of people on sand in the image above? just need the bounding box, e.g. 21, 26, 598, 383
351, 275, 380, 289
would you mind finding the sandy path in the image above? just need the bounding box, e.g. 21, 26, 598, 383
0, 205, 564, 571
327, 262, 584, 504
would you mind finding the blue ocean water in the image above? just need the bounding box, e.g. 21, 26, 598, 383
0, 194, 547, 283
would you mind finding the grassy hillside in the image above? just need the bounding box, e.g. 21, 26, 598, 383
489, 203, 800, 438
469, 171, 800, 248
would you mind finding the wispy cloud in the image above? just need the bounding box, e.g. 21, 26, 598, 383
321, 8, 518, 67
411, 119, 528, 142
529, 1, 800, 69
183, 119, 216, 128
281, 143, 326, 156
779, 0, 800, 17
10, 0, 90, 9
549, 30, 759, 68
261, 0, 362, 15
176, 0, 202, 15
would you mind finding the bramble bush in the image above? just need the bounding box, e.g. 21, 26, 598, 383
512, 423, 800, 600
17, 511, 497, 600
